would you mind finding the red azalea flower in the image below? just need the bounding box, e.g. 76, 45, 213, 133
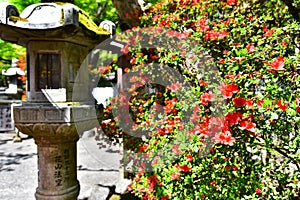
281, 41, 288, 47
219, 82, 239, 99
196, 18, 210, 32
263, 29, 274, 37
139, 144, 148, 152
208, 117, 226, 135
226, 0, 237, 6
160, 19, 170, 27
127, 183, 133, 191
245, 99, 253, 107
247, 15, 253, 21
210, 180, 216, 186
194, 122, 210, 138
190, 106, 202, 123
247, 114, 255, 121
296, 97, 300, 106
233, 97, 246, 107
200, 194, 205, 198
257, 99, 264, 108
172, 145, 180, 154
167, 82, 181, 92
218, 58, 226, 64
209, 116, 225, 126
151, 157, 159, 165
150, 54, 159, 60
150, 174, 158, 183
137, 167, 145, 176
240, 120, 256, 132
152, 14, 162, 23
171, 172, 180, 180
164, 98, 177, 114
223, 18, 232, 26
263, 30, 272, 37
175, 164, 192, 172
124, 68, 130, 73
186, 154, 193, 162
256, 188, 262, 194
164, 126, 173, 135
223, 50, 229, 54
226, 111, 243, 125
222, 120, 231, 133
262, 26, 274, 37
296, 98, 300, 112
277, 100, 288, 111
212, 131, 236, 146
200, 80, 208, 86
161, 195, 170, 200
232, 57, 245, 64
265, 56, 285, 72
156, 128, 167, 136
225, 165, 231, 170
247, 44, 255, 53
262, 26, 268, 32
232, 166, 238, 171
130, 58, 136, 64
204, 30, 228, 40
200, 92, 214, 105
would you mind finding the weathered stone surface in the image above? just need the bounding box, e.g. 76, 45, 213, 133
14, 106, 97, 124
0, 1, 111, 199
13, 123, 80, 200
0, 2, 109, 34
35, 138, 79, 200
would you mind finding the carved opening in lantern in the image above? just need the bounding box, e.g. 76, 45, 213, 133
36, 52, 61, 90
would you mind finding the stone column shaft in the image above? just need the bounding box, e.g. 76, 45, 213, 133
35, 137, 79, 200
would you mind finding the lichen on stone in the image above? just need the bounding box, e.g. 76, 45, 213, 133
8, 16, 28, 23
78, 9, 110, 35
54, 2, 110, 36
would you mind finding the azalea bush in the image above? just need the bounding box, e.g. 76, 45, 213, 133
97, 0, 300, 199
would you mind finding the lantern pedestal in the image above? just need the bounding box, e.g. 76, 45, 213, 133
14, 105, 98, 200
34, 134, 79, 200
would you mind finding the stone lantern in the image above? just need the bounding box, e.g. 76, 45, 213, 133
0, 59, 25, 135
1, 58, 25, 99
0, 2, 110, 200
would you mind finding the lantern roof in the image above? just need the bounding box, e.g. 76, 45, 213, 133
2, 67, 25, 76
0, 2, 110, 48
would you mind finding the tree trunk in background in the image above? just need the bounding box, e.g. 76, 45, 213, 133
112, 0, 146, 30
